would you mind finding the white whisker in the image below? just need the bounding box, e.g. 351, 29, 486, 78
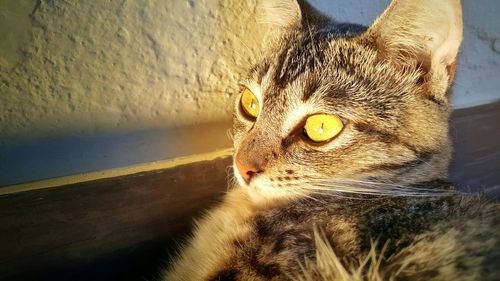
296, 177, 458, 198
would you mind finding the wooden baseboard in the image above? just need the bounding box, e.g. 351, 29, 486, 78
449, 101, 500, 197
0, 148, 233, 195
0, 155, 232, 281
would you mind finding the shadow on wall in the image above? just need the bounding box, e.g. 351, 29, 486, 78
0, 121, 232, 186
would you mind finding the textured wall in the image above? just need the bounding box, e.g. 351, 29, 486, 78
0, 0, 264, 147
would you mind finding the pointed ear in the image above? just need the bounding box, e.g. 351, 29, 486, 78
368, 0, 462, 86
260, 0, 329, 29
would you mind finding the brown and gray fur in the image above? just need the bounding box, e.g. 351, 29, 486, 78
162, 0, 499, 280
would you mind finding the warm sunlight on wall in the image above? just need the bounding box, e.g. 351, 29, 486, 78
0, 0, 265, 147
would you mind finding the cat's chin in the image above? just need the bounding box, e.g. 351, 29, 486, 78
239, 178, 305, 205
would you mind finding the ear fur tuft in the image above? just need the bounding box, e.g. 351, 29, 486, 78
259, 0, 330, 29
368, 0, 463, 84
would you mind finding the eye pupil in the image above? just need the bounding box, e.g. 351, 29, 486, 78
304, 114, 344, 143
240, 88, 260, 118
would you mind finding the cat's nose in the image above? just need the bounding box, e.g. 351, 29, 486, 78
235, 161, 261, 183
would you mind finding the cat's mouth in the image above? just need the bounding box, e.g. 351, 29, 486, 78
233, 161, 305, 202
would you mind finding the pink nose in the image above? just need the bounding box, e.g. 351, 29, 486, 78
235, 161, 260, 183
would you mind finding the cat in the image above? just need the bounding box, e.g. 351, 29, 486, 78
162, 0, 499, 280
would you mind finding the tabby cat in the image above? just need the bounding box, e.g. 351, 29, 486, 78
163, 0, 499, 280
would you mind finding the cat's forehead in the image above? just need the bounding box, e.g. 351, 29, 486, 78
257, 31, 331, 91
246, 34, 375, 106
248, 26, 369, 85
251, 30, 420, 97
243, 30, 423, 131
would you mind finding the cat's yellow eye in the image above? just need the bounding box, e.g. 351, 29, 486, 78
240, 88, 260, 118
304, 114, 344, 143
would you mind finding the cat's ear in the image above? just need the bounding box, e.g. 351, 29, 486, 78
368, 0, 462, 87
260, 0, 329, 29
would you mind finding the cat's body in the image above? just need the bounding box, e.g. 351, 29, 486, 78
165, 186, 498, 281
163, 0, 499, 280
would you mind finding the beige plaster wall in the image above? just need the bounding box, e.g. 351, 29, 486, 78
0, 0, 264, 147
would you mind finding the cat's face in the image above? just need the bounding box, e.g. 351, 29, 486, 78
232, 0, 462, 202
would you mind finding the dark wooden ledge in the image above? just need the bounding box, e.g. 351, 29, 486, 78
449, 101, 500, 197
0, 156, 232, 281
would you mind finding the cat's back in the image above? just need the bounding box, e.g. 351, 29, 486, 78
207, 191, 499, 281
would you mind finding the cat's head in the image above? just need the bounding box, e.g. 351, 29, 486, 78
232, 0, 463, 202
